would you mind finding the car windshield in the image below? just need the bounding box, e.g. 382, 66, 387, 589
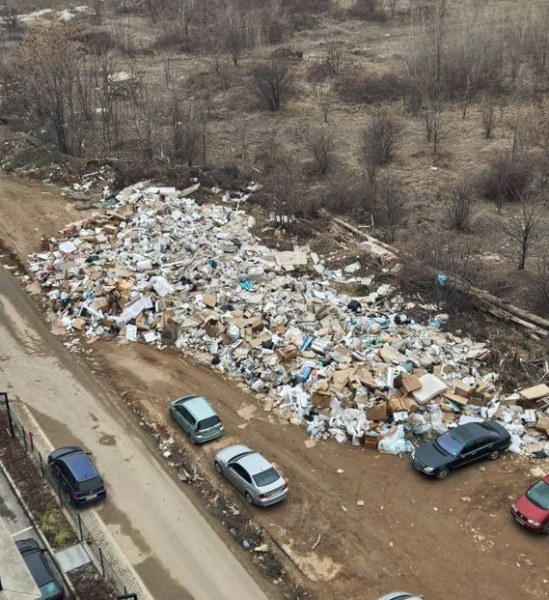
253, 467, 280, 487
76, 476, 103, 493
198, 416, 221, 430
40, 581, 62, 599
435, 431, 464, 456
526, 480, 549, 510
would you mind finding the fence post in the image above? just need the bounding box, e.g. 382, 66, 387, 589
22, 429, 28, 451
99, 547, 105, 576
1, 392, 15, 438
38, 453, 45, 477
77, 513, 83, 541
29, 431, 34, 451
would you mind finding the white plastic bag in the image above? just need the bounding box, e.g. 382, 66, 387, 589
378, 425, 413, 455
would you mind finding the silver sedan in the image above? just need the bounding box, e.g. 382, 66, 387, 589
214, 444, 288, 507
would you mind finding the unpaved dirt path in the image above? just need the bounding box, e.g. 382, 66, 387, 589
0, 172, 86, 259
0, 265, 268, 600
95, 342, 549, 600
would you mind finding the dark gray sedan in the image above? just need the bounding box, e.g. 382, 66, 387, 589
214, 444, 288, 507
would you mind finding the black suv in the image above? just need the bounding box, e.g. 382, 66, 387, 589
16, 538, 65, 599
48, 446, 106, 506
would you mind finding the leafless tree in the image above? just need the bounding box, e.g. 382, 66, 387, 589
252, 62, 292, 112
95, 50, 121, 151
14, 26, 95, 155
306, 126, 336, 176
324, 39, 343, 77
405, 0, 447, 155
314, 84, 335, 123
534, 100, 549, 156
359, 109, 402, 184
169, 91, 204, 165
532, 250, 549, 308
373, 175, 406, 241
445, 181, 473, 231
224, 5, 247, 66
503, 194, 543, 270
481, 95, 496, 139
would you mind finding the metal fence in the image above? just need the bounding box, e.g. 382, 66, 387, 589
1, 392, 150, 600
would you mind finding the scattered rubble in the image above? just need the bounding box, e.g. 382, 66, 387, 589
26, 183, 549, 455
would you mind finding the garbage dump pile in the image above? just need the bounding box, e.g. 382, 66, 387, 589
27, 183, 549, 456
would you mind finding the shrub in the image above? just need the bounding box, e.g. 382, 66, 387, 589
481, 151, 535, 208
335, 66, 409, 104
445, 182, 474, 231
251, 62, 292, 112
347, 0, 386, 21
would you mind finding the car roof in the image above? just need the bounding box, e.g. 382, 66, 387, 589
179, 396, 217, 420
453, 423, 494, 442
61, 452, 99, 482
17, 541, 54, 586
237, 452, 273, 476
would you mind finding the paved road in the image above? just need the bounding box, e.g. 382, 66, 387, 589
0, 265, 268, 600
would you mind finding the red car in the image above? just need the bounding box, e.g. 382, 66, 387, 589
511, 475, 549, 534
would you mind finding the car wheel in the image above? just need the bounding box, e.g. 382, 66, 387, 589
436, 468, 449, 480
488, 450, 500, 461
188, 432, 196, 445
543, 523, 549, 536
214, 461, 222, 474
245, 492, 254, 505
64, 490, 73, 506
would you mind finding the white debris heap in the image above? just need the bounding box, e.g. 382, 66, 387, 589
27, 183, 549, 455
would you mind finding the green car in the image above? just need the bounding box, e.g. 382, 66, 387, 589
170, 395, 224, 444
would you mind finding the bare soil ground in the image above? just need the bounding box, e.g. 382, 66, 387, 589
1, 171, 549, 600
90, 340, 549, 600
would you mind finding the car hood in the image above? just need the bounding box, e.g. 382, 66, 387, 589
515, 493, 549, 524
414, 442, 452, 469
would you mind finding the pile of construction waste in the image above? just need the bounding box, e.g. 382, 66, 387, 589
26, 183, 549, 455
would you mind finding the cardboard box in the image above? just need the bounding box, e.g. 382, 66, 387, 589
535, 416, 549, 434
367, 402, 388, 421
356, 366, 375, 388
401, 373, 422, 394
276, 345, 299, 363
389, 396, 419, 413
454, 380, 473, 398
363, 435, 379, 449
311, 390, 332, 410
443, 391, 468, 407
520, 384, 549, 401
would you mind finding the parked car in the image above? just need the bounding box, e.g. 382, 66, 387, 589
16, 538, 65, 599
411, 421, 511, 480
169, 395, 224, 444
214, 444, 288, 506
376, 593, 423, 600
511, 475, 549, 534
48, 446, 106, 506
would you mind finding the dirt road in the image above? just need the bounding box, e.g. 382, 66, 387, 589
93, 342, 549, 600
0, 265, 268, 600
